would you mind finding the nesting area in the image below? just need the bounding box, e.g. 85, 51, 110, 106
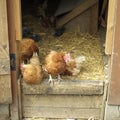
22, 14, 105, 81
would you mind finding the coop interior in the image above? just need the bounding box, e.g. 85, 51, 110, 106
21, 0, 108, 81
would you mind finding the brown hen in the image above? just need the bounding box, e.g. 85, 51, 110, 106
45, 51, 70, 83
20, 52, 43, 84
19, 38, 39, 62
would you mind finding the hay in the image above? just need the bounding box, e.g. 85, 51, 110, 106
38, 31, 105, 80
22, 15, 105, 80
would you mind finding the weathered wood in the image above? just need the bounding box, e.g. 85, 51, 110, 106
23, 95, 103, 108
105, 0, 117, 54
0, 45, 9, 58
0, 104, 9, 120
23, 107, 101, 119
7, 0, 20, 119
22, 80, 104, 95
65, 7, 90, 32
14, 0, 22, 40
0, 0, 9, 55
0, 58, 10, 75
65, 2, 98, 34
108, 0, 120, 105
0, 0, 12, 104
56, 0, 98, 28
0, 75, 12, 104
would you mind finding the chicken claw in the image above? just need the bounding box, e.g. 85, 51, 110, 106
48, 74, 54, 83
57, 74, 62, 83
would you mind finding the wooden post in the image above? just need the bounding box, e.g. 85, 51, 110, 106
108, 0, 120, 105
7, 0, 22, 119
105, 0, 117, 54
7, 0, 19, 120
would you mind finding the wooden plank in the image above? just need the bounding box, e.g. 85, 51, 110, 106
0, 0, 9, 55
65, 7, 91, 32
0, 75, 12, 104
0, 104, 9, 120
14, 0, 22, 40
105, 0, 117, 54
56, 0, 98, 28
0, 59, 10, 75
23, 107, 101, 119
7, 0, 20, 120
0, 0, 12, 104
23, 95, 103, 108
108, 0, 120, 105
65, 2, 98, 34
22, 80, 104, 95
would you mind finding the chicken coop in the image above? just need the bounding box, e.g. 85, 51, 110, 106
0, 0, 120, 120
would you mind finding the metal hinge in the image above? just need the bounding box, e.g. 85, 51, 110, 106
10, 53, 16, 71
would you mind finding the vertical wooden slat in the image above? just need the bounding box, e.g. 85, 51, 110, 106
7, 0, 21, 119
14, 0, 22, 40
0, 0, 12, 104
108, 0, 120, 105
105, 0, 117, 54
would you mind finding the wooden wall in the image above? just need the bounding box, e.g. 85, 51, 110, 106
22, 80, 105, 119
108, 0, 120, 105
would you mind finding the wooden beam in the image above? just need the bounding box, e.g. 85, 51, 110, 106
0, 104, 9, 120
23, 107, 101, 119
7, 0, 20, 119
105, 0, 117, 54
56, 0, 98, 28
23, 95, 103, 108
22, 80, 104, 95
0, 0, 12, 104
14, 0, 22, 40
108, 0, 120, 105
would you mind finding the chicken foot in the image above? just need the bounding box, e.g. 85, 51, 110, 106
48, 74, 53, 82
57, 74, 62, 83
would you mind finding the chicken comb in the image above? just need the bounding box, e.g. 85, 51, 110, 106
63, 53, 71, 63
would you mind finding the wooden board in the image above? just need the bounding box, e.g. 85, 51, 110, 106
0, 75, 12, 103
14, 0, 22, 40
22, 80, 104, 95
23, 95, 103, 108
108, 0, 120, 105
56, 0, 98, 28
105, 0, 117, 54
7, 0, 22, 120
0, 0, 12, 104
23, 107, 101, 119
65, 2, 98, 34
0, 105, 9, 120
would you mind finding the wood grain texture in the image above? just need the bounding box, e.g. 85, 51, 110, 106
108, 0, 120, 105
14, 0, 22, 40
22, 80, 104, 95
7, 0, 21, 119
0, 104, 9, 120
23, 95, 103, 108
23, 107, 101, 119
0, 59, 10, 75
0, 0, 12, 104
0, 75, 12, 104
56, 0, 98, 28
105, 0, 117, 54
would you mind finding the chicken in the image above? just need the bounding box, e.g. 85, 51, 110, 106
19, 38, 39, 63
44, 51, 70, 83
64, 55, 86, 76
20, 52, 43, 84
